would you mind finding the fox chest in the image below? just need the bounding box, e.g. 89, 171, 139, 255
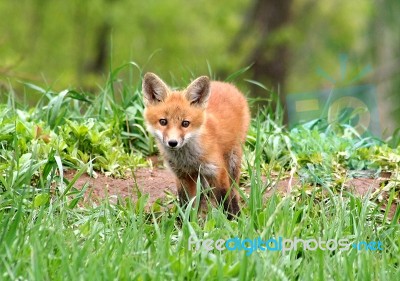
164, 144, 217, 179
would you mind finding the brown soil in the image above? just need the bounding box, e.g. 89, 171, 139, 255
64, 167, 398, 220
64, 168, 176, 207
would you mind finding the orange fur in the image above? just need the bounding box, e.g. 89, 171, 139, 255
142, 73, 250, 218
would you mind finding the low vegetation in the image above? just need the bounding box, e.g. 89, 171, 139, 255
1, 67, 399, 280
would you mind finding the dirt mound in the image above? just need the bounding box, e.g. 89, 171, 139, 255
64, 168, 397, 219
64, 168, 176, 206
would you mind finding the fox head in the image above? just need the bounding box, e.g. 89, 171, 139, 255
142, 72, 210, 149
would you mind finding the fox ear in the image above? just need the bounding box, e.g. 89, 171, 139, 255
142, 72, 169, 105
185, 76, 210, 108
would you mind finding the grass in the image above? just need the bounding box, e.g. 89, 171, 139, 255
0, 65, 399, 280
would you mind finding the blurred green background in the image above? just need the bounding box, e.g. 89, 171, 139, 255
1, 0, 399, 136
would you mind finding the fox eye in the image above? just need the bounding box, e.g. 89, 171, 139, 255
159, 119, 168, 126
182, 120, 190, 128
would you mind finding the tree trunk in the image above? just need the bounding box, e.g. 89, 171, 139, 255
231, 0, 293, 121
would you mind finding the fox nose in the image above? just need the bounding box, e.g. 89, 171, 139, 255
168, 140, 178, 147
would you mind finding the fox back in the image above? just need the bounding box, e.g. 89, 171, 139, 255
142, 73, 250, 218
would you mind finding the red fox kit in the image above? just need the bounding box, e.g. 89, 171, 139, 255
142, 73, 250, 218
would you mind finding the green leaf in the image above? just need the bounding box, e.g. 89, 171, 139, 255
33, 193, 50, 208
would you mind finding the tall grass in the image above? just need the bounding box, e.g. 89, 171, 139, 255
0, 65, 399, 280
